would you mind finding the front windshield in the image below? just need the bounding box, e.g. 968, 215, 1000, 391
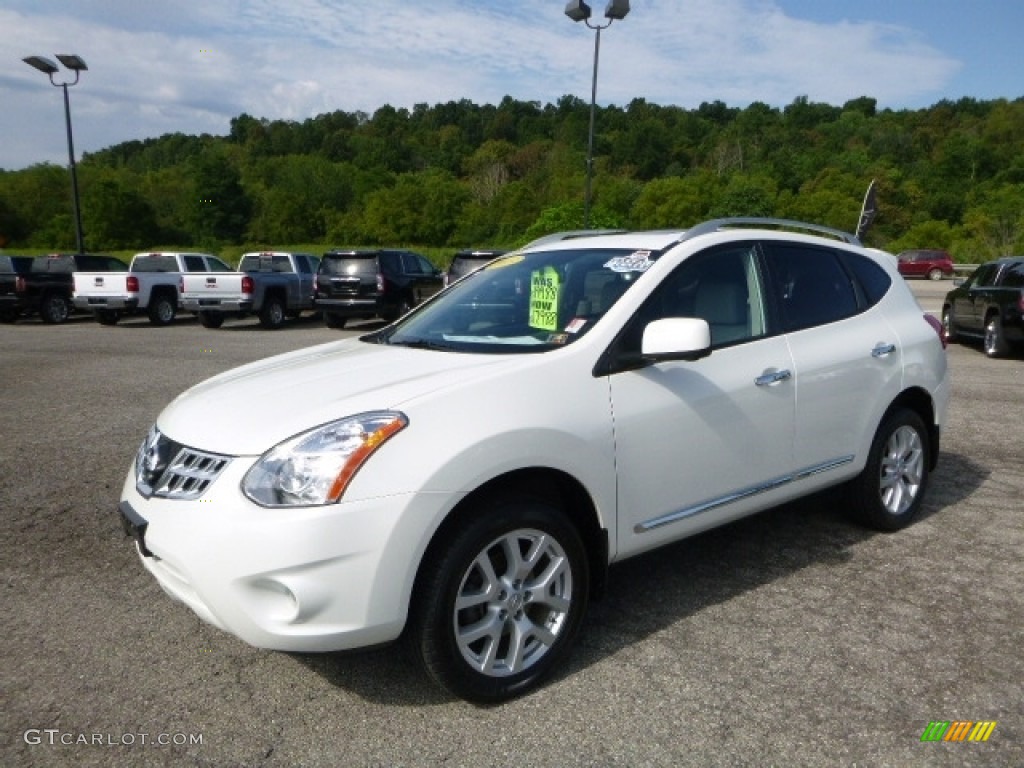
373, 247, 658, 354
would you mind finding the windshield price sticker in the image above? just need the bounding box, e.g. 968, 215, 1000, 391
528, 267, 561, 331
604, 251, 653, 273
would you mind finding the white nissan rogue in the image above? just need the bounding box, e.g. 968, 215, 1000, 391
119, 218, 950, 701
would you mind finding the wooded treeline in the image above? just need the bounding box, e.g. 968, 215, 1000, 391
1, 94, 1022, 261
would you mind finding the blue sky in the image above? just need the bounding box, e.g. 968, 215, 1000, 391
2, 0, 1021, 171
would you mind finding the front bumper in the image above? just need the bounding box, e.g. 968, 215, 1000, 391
119, 458, 450, 652
75, 295, 139, 311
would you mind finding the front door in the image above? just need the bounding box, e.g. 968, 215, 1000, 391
607, 243, 796, 559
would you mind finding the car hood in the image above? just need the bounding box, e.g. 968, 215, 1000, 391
157, 338, 515, 455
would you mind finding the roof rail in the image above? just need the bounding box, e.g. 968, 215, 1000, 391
680, 217, 861, 245
521, 228, 628, 249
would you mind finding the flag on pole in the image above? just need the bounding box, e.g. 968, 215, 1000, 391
855, 179, 878, 240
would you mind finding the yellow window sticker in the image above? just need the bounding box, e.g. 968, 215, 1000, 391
529, 266, 561, 331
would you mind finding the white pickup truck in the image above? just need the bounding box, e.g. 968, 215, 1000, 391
73, 251, 231, 325
180, 251, 319, 329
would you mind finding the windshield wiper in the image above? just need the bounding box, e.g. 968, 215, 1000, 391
387, 338, 454, 352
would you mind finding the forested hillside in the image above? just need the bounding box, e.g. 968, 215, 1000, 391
1, 94, 1022, 261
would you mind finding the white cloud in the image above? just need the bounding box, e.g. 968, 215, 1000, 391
0, 0, 976, 169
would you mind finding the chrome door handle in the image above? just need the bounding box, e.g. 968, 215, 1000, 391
755, 369, 792, 386
871, 343, 896, 358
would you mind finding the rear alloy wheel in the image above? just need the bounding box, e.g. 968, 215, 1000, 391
927, 268, 943, 281
40, 293, 71, 324
147, 294, 176, 326
847, 408, 930, 531
258, 297, 286, 329
198, 311, 224, 329
984, 315, 1010, 358
407, 496, 589, 702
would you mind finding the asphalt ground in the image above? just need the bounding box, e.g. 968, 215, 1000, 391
2, 280, 1021, 768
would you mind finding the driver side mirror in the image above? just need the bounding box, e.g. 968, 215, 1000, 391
641, 318, 712, 362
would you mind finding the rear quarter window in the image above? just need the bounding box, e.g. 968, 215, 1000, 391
839, 251, 892, 306
1000, 262, 1024, 288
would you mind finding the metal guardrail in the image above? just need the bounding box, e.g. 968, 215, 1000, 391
952, 264, 976, 275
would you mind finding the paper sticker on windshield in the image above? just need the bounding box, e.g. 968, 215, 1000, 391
488, 254, 524, 270
565, 317, 587, 334
528, 266, 561, 331
604, 251, 653, 273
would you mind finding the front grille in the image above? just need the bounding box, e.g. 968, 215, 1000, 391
136, 428, 231, 500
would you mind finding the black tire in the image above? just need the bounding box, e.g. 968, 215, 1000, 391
940, 306, 957, 344
94, 309, 121, 326
0, 308, 20, 324
147, 294, 176, 326
324, 313, 347, 329
405, 495, 589, 702
385, 296, 413, 323
258, 296, 286, 329
984, 315, 1010, 358
39, 293, 71, 324
198, 311, 224, 329
846, 407, 930, 531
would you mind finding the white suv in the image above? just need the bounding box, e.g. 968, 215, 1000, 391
119, 219, 950, 701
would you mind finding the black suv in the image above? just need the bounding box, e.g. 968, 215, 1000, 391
315, 249, 443, 328
942, 256, 1024, 357
443, 248, 509, 287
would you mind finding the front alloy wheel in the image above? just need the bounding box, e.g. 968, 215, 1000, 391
407, 496, 589, 702
847, 407, 930, 531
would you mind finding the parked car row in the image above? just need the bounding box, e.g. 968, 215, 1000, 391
1, 248, 510, 329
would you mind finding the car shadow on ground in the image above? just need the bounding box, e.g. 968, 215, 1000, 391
291, 450, 988, 707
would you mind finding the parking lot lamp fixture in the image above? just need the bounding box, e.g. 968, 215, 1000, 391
564, 1, 629, 227
23, 54, 88, 254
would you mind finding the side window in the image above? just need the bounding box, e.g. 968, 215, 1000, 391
416, 254, 436, 275
294, 255, 310, 274
183, 255, 205, 271
971, 265, 994, 288
1001, 262, 1024, 288
402, 253, 424, 274
379, 253, 399, 273
763, 243, 859, 332
625, 244, 765, 350
839, 251, 891, 307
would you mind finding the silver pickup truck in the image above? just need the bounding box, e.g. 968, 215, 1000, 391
180, 251, 320, 329
73, 251, 231, 325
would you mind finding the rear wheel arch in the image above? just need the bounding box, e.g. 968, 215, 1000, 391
881, 388, 939, 470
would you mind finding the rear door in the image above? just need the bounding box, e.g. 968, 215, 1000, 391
762, 242, 903, 476
401, 252, 444, 303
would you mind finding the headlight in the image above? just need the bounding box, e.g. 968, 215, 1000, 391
242, 412, 408, 507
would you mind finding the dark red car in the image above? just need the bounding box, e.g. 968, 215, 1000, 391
897, 249, 955, 280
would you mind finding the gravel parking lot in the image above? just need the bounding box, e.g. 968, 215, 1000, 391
2, 280, 1021, 767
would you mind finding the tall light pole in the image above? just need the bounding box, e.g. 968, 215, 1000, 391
23, 54, 88, 254
564, 0, 629, 228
